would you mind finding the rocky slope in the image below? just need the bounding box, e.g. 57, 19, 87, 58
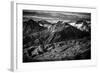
23, 19, 91, 62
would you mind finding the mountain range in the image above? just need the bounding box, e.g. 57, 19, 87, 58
23, 19, 91, 48
23, 18, 91, 62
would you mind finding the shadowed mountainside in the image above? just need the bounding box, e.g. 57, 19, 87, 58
23, 18, 91, 62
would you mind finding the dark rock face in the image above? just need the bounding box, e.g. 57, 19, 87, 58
23, 19, 91, 62
23, 19, 47, 36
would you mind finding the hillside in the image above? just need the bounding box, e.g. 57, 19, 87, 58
23, 19, 91, 62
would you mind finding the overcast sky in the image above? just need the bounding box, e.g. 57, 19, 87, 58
23, 10, 91, 23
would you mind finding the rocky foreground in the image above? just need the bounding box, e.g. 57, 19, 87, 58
23, 38, 90, 62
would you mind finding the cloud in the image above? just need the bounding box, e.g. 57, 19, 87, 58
23, 10, 91, 21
